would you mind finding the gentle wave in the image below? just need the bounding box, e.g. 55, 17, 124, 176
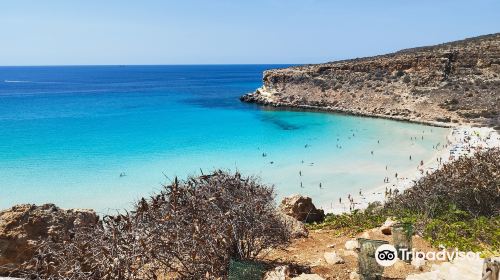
4, 80, 32, 83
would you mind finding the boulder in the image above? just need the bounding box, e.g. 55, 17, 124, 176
0, 204, 98, 274
380, 217, 396, 235
279, 212, 309, 238
279, 195, 325, 223
263, 265, 290, 280
323, 252, 345, 264
344, 239, 359, 250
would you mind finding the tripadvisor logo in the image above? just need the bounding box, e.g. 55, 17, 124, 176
375, 244, 398, 267
375, 244, 482, 267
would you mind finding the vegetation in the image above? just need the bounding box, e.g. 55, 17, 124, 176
309, 149, 500, 254
18, 171, 291, 280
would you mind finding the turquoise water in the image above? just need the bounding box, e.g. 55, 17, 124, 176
0, 65, 448, 213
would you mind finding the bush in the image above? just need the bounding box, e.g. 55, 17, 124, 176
386, 149, 500, 217
19, 171, 291, 279
312, 149, 500, 252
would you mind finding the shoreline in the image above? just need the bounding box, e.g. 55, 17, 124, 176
241, 87, 499, 214
321, 125, 500, 214
241, 87, 463, 129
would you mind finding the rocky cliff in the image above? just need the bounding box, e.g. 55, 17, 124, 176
0, 204, 98, 274
241, 33, 500, 128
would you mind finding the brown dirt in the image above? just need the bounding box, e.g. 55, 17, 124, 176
263, 228, 442, 280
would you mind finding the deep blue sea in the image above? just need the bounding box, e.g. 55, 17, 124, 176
0, 65, 448, 213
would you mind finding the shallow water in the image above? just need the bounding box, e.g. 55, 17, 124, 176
0, 65, 449, 213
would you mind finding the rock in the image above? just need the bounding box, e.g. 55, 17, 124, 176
240, 34, 500, 128
263, 265, 290, 280
360, 231, 370, 239
291, 273, 325, 280
323, 252, 345, 264
341, 249, 358, 258
393, 260, 407, 271
326, 244, 335, 248
411, 258, 426, 270
344, 239, 359, 250
279, 195, 325, 223
0, 204, 98, 274
380, 218, 396, 235
279, 212, 309, 238
406, 257, 483, 280
349, 271, 360, 280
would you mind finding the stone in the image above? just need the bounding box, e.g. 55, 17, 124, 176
0, 204, 98, 274
279, 195, 325, 223
279, 212, 309, 238
344, 239, 359, 250
380, 217, 396, 235
323, 252, 345, 264
263, 265, 290, 280
341, 249, 358, 258
349, 271, 360, 280
411, 258, 426, 270
291, 273, 325, 280
406, 257, 483, 279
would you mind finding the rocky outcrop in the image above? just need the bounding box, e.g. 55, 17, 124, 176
0, 204, 98, 274
279, 195, 325, 223
279, 212, 309, 238
241, 33, 500, 128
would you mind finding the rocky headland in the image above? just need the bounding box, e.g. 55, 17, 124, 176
241, 33, 500, 128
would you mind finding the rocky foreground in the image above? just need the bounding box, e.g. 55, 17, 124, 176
241, 33, 500, 128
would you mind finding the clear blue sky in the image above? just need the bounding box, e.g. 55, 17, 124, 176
1, 0, 499, 65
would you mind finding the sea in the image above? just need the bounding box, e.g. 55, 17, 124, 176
0, 65, 449, 213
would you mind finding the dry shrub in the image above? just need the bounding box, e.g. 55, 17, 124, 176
386, 148, 500, 217
18, 171, 290, 279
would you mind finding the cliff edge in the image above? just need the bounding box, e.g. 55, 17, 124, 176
241, 33, 500, 128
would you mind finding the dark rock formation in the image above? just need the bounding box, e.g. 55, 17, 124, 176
241, 33, 500, 128
279, 195, 325, 223
0, 204, 98, 274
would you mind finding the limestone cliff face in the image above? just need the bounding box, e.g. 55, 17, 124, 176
241, 34, 500, 128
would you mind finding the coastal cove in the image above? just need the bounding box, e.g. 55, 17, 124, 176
0, 65, 450, 213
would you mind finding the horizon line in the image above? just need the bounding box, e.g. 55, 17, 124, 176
0, 63, 302, 67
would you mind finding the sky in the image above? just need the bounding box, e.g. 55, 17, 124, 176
0, 0, 499, 66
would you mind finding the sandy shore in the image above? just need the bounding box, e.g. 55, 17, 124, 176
323, 126, 500, 214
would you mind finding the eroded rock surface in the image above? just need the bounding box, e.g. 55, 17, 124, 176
241, 33, 500, 128
0, 204, 98, 274
279, 195, 325, 223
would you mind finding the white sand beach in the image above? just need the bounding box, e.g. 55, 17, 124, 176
324, 126, 500, 214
